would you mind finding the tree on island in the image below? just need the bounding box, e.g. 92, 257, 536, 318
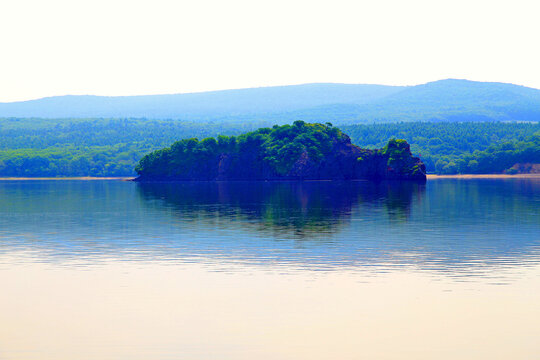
134, 122, 426, 181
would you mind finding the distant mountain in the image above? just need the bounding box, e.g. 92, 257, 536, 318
352, 79, 540, 122
1, 79, 539, 122
0, 83, 402, 120
280, 79, 540, 123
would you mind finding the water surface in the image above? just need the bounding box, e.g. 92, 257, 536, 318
0, 179, 539, 359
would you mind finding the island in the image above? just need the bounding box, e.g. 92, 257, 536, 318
134, 121, 426, 182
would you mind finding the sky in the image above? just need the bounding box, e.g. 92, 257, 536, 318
1, 0, 539, 102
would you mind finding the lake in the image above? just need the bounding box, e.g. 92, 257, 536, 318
0, 178, 539, 360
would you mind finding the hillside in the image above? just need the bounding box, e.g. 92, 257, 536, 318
0, 83, 402, 120
134, 122, 426, 181
0, 119, 538, 177
1, 80, 540, 122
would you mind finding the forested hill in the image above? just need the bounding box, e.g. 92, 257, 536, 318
0, 118, 537, 177
1, 79, 540, 122
0, 84, 401, 120
134, 122, 426, 181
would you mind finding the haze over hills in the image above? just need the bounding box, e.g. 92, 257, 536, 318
1, 79, 540, 123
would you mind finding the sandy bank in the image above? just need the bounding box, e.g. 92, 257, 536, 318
427, 174, 540, 179
1, 174, 538, 181
0, 177, 134, 181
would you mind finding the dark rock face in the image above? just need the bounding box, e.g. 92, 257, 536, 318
504, 163, 540, 174
136, 134, 426, 182
252, 136, 425, 181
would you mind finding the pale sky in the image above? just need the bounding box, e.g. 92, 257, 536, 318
1, 0, 539, 102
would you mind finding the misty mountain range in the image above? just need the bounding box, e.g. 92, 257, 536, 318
1, 79, 540, 123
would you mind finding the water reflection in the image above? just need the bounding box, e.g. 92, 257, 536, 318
136, 181, 425, 235
1, 179, 539, 360
0, 179, 538, 279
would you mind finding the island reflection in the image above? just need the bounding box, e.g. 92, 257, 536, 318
0, 179, 538, 279
136, 181, 425, 236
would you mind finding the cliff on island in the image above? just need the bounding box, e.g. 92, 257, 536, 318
134, 121, 426, 181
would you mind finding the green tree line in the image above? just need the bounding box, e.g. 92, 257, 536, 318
0, 118, 538, 176
135, 121, 344, 179
342, 122, 539, 174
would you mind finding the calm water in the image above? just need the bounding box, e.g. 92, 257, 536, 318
0, 179, 539, 359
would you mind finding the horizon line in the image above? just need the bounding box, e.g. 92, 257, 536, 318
1, 78, 538, 104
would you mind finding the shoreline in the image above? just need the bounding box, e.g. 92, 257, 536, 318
0, 177, 133, 181
0, 174, 538, 181
427, 174, 540, 179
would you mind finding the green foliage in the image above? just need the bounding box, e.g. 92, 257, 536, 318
135, 121, 345, 177
0, 118, 538, 176
380, 138, 412, 171
343, 122, 540, 174
260, 121, 342, 175
0, 118, 268, 177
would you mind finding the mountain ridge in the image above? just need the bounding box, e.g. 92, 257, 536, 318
1, 79, 539, 123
